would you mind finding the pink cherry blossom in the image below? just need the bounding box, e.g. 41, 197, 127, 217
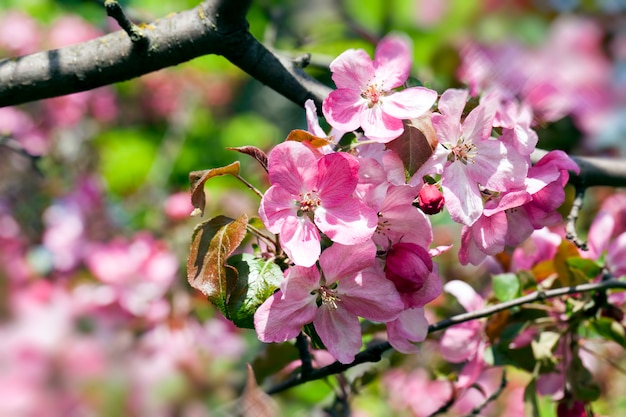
386, 307, 429, 354
415, 88, 528, 226
322, 34, 438, 143
259, 141, 377, 266
371, 184, 433, 249
439, 280, 488, 389
254, 241, 403, 363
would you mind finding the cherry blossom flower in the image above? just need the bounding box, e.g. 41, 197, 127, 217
322, 34, 438, 143
414, 88, 528, 226
254, 241, 403, 363
439, 280, 488, 389
259, 141, 377, 266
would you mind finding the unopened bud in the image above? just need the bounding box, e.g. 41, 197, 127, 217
556, 400, 586, 417
385, 242, 433, 293
417, 184, 444, 215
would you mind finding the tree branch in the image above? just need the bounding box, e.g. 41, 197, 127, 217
531, 148, 626, 188
0, 0, 330, 109
266, 278, 626, 395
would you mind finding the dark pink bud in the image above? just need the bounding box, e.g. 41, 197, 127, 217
557, 400, 586, 417
385, 242, 433, 293
417, 184, 444, 215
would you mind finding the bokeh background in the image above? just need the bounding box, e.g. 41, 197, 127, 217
1, 0, 626, 415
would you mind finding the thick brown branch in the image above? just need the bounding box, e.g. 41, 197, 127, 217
0, 0, 330, 109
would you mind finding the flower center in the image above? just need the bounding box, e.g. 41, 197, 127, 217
319, 286, 341, 309
297, 190, 321, 216
361, 83, 385, 107
444, 138, 477, 165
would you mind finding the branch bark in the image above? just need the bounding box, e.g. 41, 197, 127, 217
0, 0, 330, 109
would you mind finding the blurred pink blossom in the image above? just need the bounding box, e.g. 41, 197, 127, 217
83, 233, 178, 321
0, 11, 41, 56
164, 191, 195, 221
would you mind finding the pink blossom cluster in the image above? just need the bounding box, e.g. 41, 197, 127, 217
458, 16, 615, 140
252, 33, 579, 363
0, 178, 243, 417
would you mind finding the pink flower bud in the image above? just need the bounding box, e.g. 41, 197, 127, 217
385, 242, 433, 293
557, 400, 586, 417
417, 184, 444, 215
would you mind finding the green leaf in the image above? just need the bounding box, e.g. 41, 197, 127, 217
554, 240, 589, 287
226, 253, 284, 329
566, 257, 603, 280
186, 214, 248, 317
590, 317, 626, 348
492, 273, 521, 302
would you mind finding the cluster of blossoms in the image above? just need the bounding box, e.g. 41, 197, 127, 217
252, 33, 578, 363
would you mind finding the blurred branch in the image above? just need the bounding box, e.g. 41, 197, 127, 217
531, 148, 626, 188
266, 278, 626, 395
0, 0, 331, 109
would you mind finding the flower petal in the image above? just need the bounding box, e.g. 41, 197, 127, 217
268, 141, 318, 194
373, 34, 412, 88
330, 49, 375, 90
315, 199, 377, 245
259, 185, 297, 234
323, 89, 367, 132
280, 216, 321, 267
254, 285, 318, 343
361, 105, 404, 143
319, 241, 377, 281
387, 308, 429, 354
314, 304, 362, 363
316, 152, 360, 207
382, 87, 437, 119
339, 266, 403, 322
442, 162, 483, 226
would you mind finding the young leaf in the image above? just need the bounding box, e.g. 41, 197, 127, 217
492, 273, 521, 302
186, 214, 248, 314
590, 317, 626, 348
286, 129, 332, 148
227, 146, 268, 173
239, 364, 280, 417
189, 161, 241, 216
553, 240, 588, 287
566, 257, 603, 280
226, 253, 284, 329
385, 114, 437, 177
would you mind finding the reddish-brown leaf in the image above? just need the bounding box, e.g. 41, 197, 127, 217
239, 364, 279, 417
386, 113, 438, 177
189, 161, 240, 216
227, 146, 268, 173
186, 214, 248, 307
286, 129, 332, 148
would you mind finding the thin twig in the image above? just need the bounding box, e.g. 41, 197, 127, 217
104, 0, 149, 45
464, 370, 508, 416
0, 135, 43, 176
565, 185, 588, 250
266, 278, 626, 394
